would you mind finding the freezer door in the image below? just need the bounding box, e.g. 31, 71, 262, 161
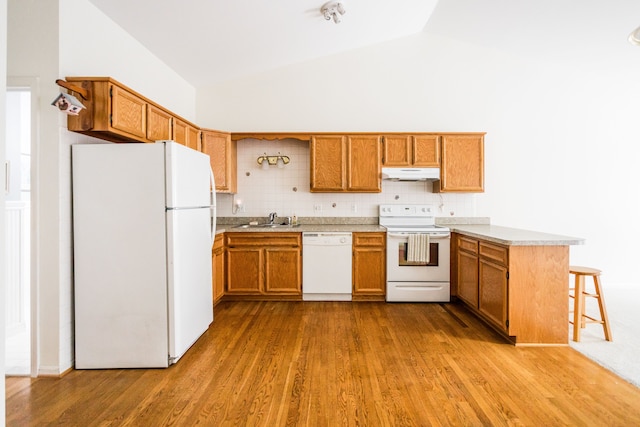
166, 208, 214, 363
164, 141, 213, 208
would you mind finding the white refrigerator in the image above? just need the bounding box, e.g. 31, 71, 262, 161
72, 141, 216, 368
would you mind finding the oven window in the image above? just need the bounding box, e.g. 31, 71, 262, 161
398, 242, 439, 267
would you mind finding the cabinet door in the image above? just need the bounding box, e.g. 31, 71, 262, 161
382, 135, 411, 166
146, 104, 172, 142
212, 235, 225, 305
352, 232, 386, 296
187, 126, 201, 151
347, 135, 381, 192
172, 118, 188, 146
172, 119, 199, 150
437, 134, 484, 192
226, 247, 262, 294
110, 85, 146, 139
310, 136, 346, 191
457, 251, 479, 307
479, 259, 508, 332
353, 247, 386, 296
412, 135, 440, 167
202, 130, 237, 193
264, 247, 301, 294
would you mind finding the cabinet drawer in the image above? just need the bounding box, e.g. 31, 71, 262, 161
353, 232, 386, 247
479, 242, 508, 266
226, 232, 301, 247
457, 236, 478, 254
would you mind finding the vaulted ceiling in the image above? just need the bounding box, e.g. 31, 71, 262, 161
88, 0, 439, 87
87, 0, 640, 87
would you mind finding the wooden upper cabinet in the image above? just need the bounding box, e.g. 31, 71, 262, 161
310, 135, 346, 191
382, 136, 412, 166
146, 104, 173, 141
310, 134, 381, 193
187, 126, 201, 151
65, 77, 202, 145
110, 84, 147, 139
347, 135, 381, 192
435, 134, 484, 193
172, 118, 200, 151
412, 135, 440, 166
382, 135, 439, 167
201, 129, 237, 193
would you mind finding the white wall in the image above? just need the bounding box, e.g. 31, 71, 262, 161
8, 0, 62, 376
7, 0, 196, 375
2, 0, 8, 420
199, 4, 640, 285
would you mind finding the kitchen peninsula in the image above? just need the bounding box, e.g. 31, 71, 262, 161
449, 224, 584, 346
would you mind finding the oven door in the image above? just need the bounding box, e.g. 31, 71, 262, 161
386, 231, 450, 282
386, 231, 450, 302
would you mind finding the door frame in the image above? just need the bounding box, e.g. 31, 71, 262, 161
7, 76, 40, 377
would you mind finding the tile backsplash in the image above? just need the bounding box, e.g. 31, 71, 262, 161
215, 138, 477, 219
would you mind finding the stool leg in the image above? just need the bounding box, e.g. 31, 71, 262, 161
593, 275, 613, 341
580, 277, 587, 328
573, 274, 584, 342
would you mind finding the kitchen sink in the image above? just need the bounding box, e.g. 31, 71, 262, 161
233, 223, 301, 229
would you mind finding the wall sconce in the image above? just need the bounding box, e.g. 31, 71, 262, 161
321, 1, 346, 24
257, 152, 290, 170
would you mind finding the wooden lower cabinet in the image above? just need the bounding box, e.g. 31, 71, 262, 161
457, 249, 479, 308
352, 232, 386, 300
478, 251, 508, 333
453, 232, 569, 345
212, 234, 225, 306
225, 233, 302, 299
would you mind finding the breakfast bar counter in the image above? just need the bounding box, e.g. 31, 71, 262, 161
450, 224, 585, 246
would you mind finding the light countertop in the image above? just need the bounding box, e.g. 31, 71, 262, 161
450, 224, 584, 246
216, 224, 385, 234
216, 217, 585, 246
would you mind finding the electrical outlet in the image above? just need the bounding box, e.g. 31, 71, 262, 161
351, 203, 358, 213
313, 204, 322, 213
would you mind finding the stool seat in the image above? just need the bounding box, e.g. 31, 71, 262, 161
570, 266, 602, 276
569, 265, 612, 342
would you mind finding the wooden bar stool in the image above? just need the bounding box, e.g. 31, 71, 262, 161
569, 266, 612, 342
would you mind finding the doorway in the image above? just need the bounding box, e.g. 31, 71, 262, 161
5, 80, 37, 376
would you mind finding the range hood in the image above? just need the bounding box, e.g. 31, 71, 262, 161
382, 167, 440, 181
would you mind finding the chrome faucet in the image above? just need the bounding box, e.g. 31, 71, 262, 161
268, 212, 278, 224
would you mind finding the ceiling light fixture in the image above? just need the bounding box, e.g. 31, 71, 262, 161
629, 26, 640, 46
321, 1, 346, 24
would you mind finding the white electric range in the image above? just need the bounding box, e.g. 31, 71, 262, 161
379, 204, 451, 302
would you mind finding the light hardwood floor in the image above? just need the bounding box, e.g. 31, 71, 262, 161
6, 301, 640, 426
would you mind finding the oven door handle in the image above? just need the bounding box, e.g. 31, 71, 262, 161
387, 232, 450, 238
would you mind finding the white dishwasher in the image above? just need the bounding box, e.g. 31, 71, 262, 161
302, 232, 353, 301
